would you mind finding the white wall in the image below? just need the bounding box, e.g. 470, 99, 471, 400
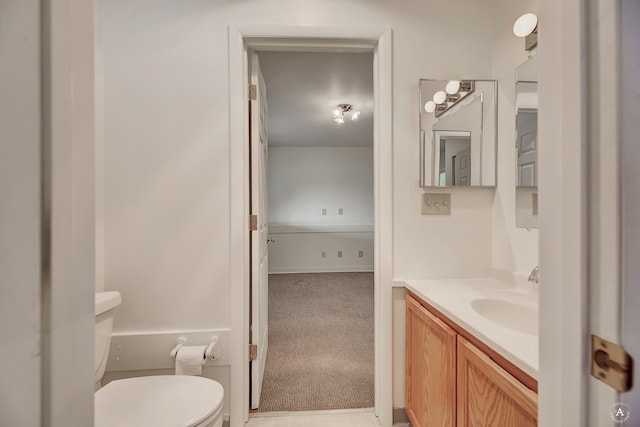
268, 146, 373, 273
100, 0, 497, 324
269, 146, 373, 227
490, 0, 540, 276
99, 0, 498, 421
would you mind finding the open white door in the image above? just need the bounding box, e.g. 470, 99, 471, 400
249, 52, 269, 410
620, 0, 640, 419
586, 0, 638, 424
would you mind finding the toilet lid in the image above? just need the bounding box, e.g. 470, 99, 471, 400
95, 375, 223, 427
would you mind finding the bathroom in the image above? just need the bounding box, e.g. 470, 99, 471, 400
2, 0, 639, 426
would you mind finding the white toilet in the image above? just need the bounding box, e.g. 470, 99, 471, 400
94, 291, 224, 427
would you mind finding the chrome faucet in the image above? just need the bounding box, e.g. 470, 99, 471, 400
528, 266, 539, 284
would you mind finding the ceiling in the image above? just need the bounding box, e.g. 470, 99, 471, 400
257, 51, 373, 147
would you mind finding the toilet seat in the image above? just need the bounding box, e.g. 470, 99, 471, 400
95, 376, 223, 427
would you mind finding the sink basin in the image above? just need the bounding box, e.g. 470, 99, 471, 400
470, 298, 538, 336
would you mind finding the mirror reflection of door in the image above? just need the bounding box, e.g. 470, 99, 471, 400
435, 131, 471, 186
515, 58, 538, 229
454, 146, 471, 186
516, 109, 538, 187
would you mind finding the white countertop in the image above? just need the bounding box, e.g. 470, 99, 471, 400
401, 277, 539, 379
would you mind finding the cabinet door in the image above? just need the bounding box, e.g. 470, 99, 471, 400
406, 295, 457, 427
457, 336, 537, 427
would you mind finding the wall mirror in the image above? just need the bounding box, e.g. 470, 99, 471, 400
419, 79, 497, 187
515, 55, 538, 228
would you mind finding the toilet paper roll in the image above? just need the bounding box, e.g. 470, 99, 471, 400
175, 345, 206, 376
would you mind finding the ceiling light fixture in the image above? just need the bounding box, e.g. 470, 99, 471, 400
513, 13, 538, 51
332, 103, 360, 124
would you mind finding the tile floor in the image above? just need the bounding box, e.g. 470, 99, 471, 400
246, 408, 382, 427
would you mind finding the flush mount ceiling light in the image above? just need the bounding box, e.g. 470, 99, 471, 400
424, 80, 475, 118
332, 103, 360, 124
513, 13, 538, 51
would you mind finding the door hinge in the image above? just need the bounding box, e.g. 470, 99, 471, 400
591, 335, 633, 392
249, 84, 257, 101
250, 214, 258, 231
249, 344, 258, 361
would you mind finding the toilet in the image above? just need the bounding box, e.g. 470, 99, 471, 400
94, 291, 224, 427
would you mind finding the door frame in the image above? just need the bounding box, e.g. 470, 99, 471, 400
228, 25, 393, 427
538, 0, 589, 425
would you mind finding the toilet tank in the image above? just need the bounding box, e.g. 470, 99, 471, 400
95, 291, 122, 388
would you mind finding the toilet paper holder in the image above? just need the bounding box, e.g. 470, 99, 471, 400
170, 336, 219, 360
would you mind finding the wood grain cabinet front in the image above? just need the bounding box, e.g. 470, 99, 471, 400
457, 336, 537, 427
405, 293, 538, 427
405, 294, 457, 427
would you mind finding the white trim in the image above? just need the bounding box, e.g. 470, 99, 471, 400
538, 0, 589, 425
228, 25, 393, 427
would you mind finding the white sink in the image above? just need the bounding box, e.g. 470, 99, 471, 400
470, 298, 538, 336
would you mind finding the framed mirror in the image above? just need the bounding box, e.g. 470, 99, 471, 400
419, 79, 497, 187
515, 55, 538, 228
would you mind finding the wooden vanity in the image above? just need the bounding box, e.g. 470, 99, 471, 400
406, 293, 538, 427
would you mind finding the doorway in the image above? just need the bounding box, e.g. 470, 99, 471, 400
252, 51, 375, 412
227, 25, 393, 427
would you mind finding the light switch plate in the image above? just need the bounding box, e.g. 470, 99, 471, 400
422, 193, 451, 215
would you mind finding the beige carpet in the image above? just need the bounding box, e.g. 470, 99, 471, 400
254, 272, 374, 412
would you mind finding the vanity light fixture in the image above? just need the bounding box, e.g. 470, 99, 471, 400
424, 100, 436, 113
332, 103, 360, 124
433, 90, 447, 105
513, 13, 538, 51
445, 80, 461, 95
425, 80, 475, 118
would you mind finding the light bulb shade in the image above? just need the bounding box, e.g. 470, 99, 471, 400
445, 80, 461, 95
332, 108, 342, 118
433, 91, 447, 105
351, 110, 360, 120
513, 13, 538, 37
424, 101, 436, 113
334, 117, 344, 124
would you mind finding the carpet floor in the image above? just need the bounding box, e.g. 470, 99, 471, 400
254, 272, 375, 412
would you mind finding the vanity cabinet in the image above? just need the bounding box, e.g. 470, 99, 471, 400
405, 294, 538, 427
457, 336, 537, 427
406, 294, 456, 427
